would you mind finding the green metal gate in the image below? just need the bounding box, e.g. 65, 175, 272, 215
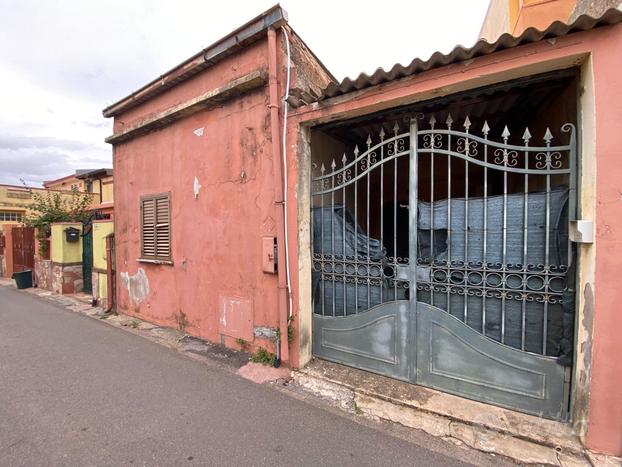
82, 221, 93, 294
311, 115, 577, 420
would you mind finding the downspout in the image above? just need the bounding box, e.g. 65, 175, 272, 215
105, 233, 115, 313
267, 27, 289, 366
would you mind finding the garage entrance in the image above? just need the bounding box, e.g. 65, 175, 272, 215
310, 71, 578, 420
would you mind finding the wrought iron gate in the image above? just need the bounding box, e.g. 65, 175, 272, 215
311, 115, 576, 420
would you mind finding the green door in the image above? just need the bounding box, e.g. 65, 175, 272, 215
82, 224, 93, 294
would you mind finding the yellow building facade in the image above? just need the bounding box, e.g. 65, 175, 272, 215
480, 0, 621, 42
43, 168, 114, 217
0, 184, 83, 229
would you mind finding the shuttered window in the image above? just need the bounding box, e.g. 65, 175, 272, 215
140, 193, 171, 261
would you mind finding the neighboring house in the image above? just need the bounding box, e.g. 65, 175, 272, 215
0, 183, 86, 228
76, 168, 114, 218
480, 0, 622, 41
0, 185, 30, 228
43, 173, 85, 192
0, 183, 91, 280
45, 168, 114, 218
105, 5, 622, 457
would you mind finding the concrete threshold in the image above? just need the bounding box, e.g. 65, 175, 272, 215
293, 359, 620, 467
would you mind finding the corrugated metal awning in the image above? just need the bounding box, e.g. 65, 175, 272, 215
293, 8, 621, 107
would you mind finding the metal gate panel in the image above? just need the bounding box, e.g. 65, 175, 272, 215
416, 302, 566, 419
310, 113, 576, 421
82, 221, 93, 294
12, 226, 35, 273
313, 301, 411, 380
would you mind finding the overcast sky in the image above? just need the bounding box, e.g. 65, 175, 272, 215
0, 0, 490, 186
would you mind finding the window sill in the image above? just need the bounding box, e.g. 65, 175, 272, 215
137, 258, 173, 265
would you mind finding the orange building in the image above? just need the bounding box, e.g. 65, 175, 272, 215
480, 0, 621, 41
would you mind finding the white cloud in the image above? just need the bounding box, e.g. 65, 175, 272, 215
0, 0, 490, 186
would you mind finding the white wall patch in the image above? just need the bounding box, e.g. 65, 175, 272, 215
193, 127, 204, 137
193, 176, 202, 199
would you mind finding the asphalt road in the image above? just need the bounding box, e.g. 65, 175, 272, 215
0, 286, 501, 466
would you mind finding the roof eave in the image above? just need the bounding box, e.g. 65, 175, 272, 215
310, 8, 622, 105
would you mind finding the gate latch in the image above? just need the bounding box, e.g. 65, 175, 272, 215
569, 220, 593, 244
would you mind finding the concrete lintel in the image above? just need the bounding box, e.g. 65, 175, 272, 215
105, 70, 268, 145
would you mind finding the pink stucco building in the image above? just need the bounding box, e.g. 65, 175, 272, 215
105, 5, 622, 457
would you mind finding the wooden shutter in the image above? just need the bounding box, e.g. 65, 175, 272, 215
155, 196, 170, 258
141, 198, 156, 257
141, 193, 170, 260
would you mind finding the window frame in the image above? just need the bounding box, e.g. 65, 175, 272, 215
0, 211, 23, 222
139, 192, 172, 264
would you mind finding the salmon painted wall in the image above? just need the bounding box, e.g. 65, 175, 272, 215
584, 24, 622, 456
112, 40, 268, 132
112, 39, 280, 354
111, 28, 333, 360
288, 25, 622, 455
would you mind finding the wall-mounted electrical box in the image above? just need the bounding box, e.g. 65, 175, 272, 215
569, 220, 594, 244
262, 236, 277, 273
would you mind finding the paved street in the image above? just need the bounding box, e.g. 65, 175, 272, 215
0, 286, 502, 466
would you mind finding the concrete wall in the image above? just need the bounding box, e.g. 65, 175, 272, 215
92, 220, 113, 304
288, 24, 622, 456
51, 223, 82, 264
49, 222, 83, 294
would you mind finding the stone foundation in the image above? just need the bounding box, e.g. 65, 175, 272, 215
51, 263, 83, 295
34, 258, 53, 290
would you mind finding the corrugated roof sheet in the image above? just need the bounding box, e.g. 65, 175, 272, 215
311, 8, 622, 105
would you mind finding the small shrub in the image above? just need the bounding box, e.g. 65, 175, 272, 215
250, 347, 275, 366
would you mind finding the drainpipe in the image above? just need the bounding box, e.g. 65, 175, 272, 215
105, 233, 115, 313
267, 27, 289, 366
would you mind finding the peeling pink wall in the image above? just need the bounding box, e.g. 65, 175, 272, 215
111, 30, 332, 358
113, 39, 280, 354
288, 25, 622, 456
113, 41, 269, 132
